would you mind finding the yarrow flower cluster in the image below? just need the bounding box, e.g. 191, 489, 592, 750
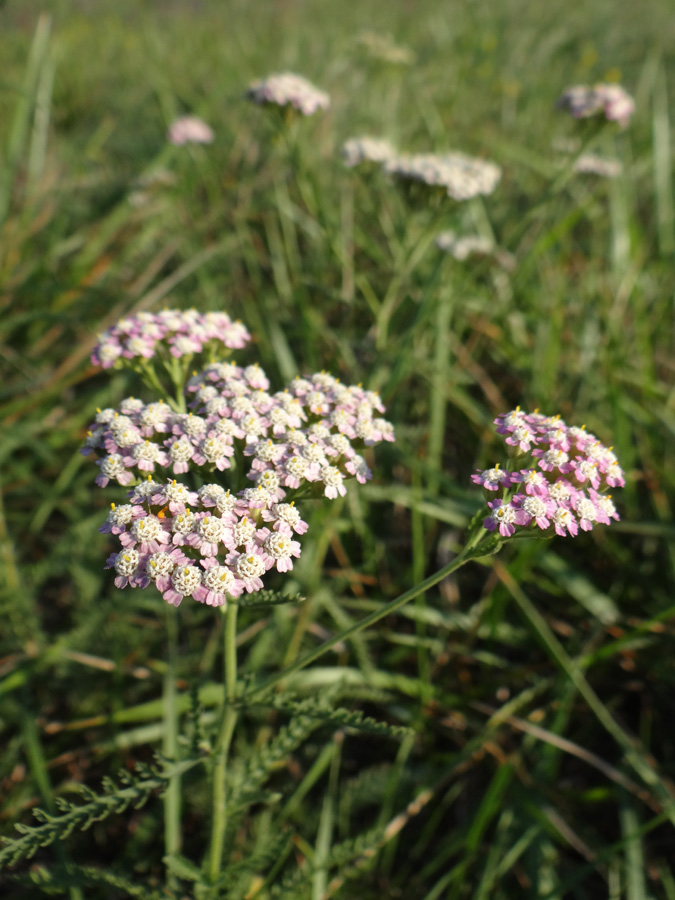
383, 151, 502, 201
341, 137, 398, 168
91, 309, 250, 370
572, 153, 622, 178
556, 83, 635, 128
246, 73, 330, 116
337, 136, 501, 203
473, 409, 623, 539
167, 116, 214, 146
552, 140, 622, 179
435, 230, 515, 270
85, 316, 394, 607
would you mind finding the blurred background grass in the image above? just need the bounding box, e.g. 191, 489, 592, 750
1, 0, 675, 897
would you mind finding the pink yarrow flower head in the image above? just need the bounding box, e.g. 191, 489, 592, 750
168, 116, 214, 146
91, 308, 250, 370
475, 408, 624, 541
556, 83, 635, 128
246, 72, 330, 116
85, 312, 395, 608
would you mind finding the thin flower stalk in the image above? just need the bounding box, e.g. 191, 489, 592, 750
163, 605, 181, 885
241, 534, 501, 705
208, 603, 239, 884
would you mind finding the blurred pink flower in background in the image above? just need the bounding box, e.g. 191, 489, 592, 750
556, 83, 635, 128
167, 116, 214, 146
246, 73, 330, 116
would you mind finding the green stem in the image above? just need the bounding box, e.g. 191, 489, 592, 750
427, 281, 452, 496
165, 355, 189, 413
163, 605, 181, 881
241, 535, 501, 704
207, 602, 239, 885
375, 203, 450, 352
137, 356, 189, 413
411, 469, 431, 702
515, 123, 604, 236
0, 477, 36, 647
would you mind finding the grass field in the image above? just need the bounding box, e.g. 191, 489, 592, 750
1, 1, 675, 897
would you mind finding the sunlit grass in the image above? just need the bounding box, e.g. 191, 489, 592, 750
1, 0, 674, 897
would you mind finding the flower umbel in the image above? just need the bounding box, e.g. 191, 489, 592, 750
87, 311, 394, 606
475, 409, 624, 540
556, 83, 635, 128
91, 309, 250, 371
246, 73, 330, 116
167, 116, 214, 146
384, 151, 502, 201
341, 136, 398, 168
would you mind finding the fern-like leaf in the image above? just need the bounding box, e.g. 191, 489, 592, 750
233, 589, 305, 608
9, 861, 165, 898
207, 827, 294, 899
0, 757, 200, 869
271, 696, 414, 738
226, 711, 323, 815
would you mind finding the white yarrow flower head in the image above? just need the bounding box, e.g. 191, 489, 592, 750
167, 116, 214, 146
435, 231, 494, 260
385, 151, 501, 201
246, 73, 330, 116
341, 137, 397, 168
573, 154, 622, 178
